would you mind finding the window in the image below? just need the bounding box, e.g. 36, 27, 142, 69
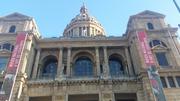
74, 56, 93, 76
176, 76, 180, 87
0, 82, 2, 90
100, 64, 103, 74
109, 57, 124, 76
167, 77, 176, 87
42, 56, 57, 78
9, 25, 16, 33
0, 57, 8, 73
79, 27, 82, 36
63, 66, 67, 75
147, 23, 154, 30
3, 43, 11, 51
149, 40, 167, 48
155, 52, 169, 66
160, 77, 167, 88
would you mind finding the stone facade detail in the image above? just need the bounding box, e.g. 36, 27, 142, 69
0, 5, 180, 101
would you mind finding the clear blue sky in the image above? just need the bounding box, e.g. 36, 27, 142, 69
0, 0, 180, 37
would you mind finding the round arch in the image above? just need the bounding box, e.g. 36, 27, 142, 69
72, 51, 95, 77
40, 55, 58, 78
108, 53, 125, 77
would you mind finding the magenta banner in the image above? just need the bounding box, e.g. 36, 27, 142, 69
137, 31, 155, 66
0, 33, 27, 101
137, 31, 166, 101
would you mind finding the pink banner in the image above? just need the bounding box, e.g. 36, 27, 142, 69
0, 33, 27, 101
137, 31, 166, 101
137, 31, 155, 66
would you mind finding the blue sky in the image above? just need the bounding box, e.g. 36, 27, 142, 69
0, 0, 180, 37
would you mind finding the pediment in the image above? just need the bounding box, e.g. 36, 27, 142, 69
152, 45, 167, 50
132, 10, 165, 18
0, 12, 32, 20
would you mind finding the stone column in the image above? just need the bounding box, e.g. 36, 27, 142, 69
165, 76, 170, 88
67, 47, 71, 77
57, 47, 63, 78
95, 47, 100, 76
32, 48, 41, 79
173, 76, 179, 87
103, 46, 109, 78
125, 47, 133, 76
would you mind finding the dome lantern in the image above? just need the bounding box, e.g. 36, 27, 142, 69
63, 4, 106, 37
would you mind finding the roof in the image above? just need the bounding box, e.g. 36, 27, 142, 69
130, 10, 165, 18
0, 12, 32, 21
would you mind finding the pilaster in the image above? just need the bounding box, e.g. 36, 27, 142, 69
67, 47, 71, 77
32, 48, 41, 79
95, 47, 100, 76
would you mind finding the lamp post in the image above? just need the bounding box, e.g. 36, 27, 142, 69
173, 0, 180, 28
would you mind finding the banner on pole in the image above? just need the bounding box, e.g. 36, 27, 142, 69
0, 33, 27, 101
137, 31, 166, 101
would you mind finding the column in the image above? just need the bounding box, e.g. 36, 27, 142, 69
173, 76, 179, 88
57, 47, 63, 78
32, 48, 41, 79
165, 76, 170, 88
125, 47, 133, 76
103, 46, 109, 78
95, 47, 100, 76
67, 47, 71, 77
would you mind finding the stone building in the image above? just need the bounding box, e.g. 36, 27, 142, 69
0, 5, 180, 101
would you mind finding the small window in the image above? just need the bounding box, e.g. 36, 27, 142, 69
155, 52, 169, 66
3, 43, 11, 51
176, 76, 180, 87
160, 77, 167, 88
63, 66, 67, 75
0, 82, 3, 90
147, 23, 154, 30
9, 25, 16, 33
100, 64, 103, 74
149, 40, 167, 48
0, 57, 8, 72
167, 77, 176, 87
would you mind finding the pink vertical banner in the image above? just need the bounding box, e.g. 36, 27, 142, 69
0, 33, 27, 101
137, 31, 166, 101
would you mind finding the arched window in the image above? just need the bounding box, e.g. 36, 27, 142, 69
149, 40, 167, 48
109, 55, 124, 77
149, 40, 169, 67
73, 56, 93, 77
147, 23, 154, 30
41, 56, 57, 78
9, 25, 16, 33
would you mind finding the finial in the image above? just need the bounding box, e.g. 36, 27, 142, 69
80, 2, 88, 14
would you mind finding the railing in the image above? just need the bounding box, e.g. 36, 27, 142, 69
30, 72, 136, 81
36, 73, 56, 80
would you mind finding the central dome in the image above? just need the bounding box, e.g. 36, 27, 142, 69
63, 4, 106, 37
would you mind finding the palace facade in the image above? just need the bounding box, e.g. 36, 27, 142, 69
0, 5, 180, 101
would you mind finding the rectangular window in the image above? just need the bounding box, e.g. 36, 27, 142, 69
160, 77, 167, 88
0, 57, 8, 73
155, 52, 169, 66
176, 76, 180, 87
167, 77, 176, 87
79, 27, 82, 36
0, 82, 2, 90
